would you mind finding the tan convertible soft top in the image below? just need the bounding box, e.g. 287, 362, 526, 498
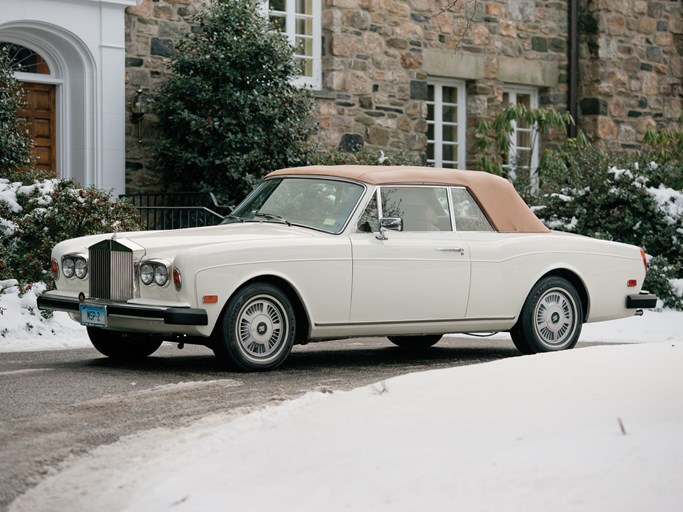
267, 165, 549, 233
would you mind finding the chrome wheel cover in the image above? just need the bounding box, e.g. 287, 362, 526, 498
235, 294, 288, 363
533, 287, 578, 349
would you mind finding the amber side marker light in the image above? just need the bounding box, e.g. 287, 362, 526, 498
173, 268, 182, 291
640, 248, 649, 272
50, 259, 59, 280
203, 295, 218, 304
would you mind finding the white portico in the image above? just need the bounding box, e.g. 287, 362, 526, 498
0, 0, 139, 196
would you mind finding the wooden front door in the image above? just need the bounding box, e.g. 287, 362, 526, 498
19, 82, 56, 174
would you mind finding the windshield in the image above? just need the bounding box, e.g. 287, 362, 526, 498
223, 177, 365, 234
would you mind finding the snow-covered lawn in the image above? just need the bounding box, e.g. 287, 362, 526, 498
3, 281, 683, 511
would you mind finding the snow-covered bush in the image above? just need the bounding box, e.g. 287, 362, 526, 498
534, 144, 683, 309
0, 178, 142, 286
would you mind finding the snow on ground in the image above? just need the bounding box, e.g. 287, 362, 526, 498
3, 282, 683, 511
9, 342, 683, 512
0, 280, 89, 352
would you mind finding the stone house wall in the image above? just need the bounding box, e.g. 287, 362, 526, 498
317, 0, 569, 169
578, 0, 682, 149
124, 0, 210, 192
123, 0, 682, 193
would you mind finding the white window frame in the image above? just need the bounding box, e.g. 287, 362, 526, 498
503, 85, 540, 188
426, 78, 466, 169
260, 0, 322, 89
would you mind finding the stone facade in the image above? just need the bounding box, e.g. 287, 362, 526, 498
578, 0, 683, 148
123, 0, 683, 192
317, 0, 570, 169
124, 0, 210, 192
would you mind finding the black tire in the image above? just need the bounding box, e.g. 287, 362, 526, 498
87, 327, 163, 360
510, 276, 583, 355
214, 283, 296, 371
388, 334, 443, 349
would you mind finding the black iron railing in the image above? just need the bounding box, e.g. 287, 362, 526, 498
119, 192, 230, 230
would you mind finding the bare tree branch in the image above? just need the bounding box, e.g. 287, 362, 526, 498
433, 0, 461, 18
430, 0, 478, 53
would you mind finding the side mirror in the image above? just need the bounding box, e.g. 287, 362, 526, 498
376, 217, 403, 240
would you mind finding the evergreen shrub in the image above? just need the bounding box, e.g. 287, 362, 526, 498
0, 45, 34, 176
153, 0, 315, 205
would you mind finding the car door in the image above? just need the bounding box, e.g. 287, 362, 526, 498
448, 186, 521, 320
349, 186, 471, 324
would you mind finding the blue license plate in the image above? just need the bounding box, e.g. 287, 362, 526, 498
80, 304, 107, 328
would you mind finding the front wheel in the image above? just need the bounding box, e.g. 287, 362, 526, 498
388, 335, 443, 349
87, 327, 163, 360
510, 276, 583, 355
214, 283, 296, 371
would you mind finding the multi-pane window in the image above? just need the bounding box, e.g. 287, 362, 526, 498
503, 86, 539, 185
0, 42, 50, 74
426, 79, 466, 169
262, 0, 321, 89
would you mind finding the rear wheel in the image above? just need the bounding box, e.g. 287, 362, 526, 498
388, 335, 443, 349
87, 327, 163, 360
214, 283, 296, 371
511, 276, 583, 354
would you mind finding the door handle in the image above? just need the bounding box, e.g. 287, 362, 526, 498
436, 248, 465, 255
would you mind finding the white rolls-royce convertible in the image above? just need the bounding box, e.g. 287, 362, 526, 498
38, 166, 657, 371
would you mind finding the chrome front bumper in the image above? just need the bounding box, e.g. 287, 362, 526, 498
37, 293, 208, 326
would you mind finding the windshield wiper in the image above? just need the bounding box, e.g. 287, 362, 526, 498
256, 213, 291, 226
221, 214, 245, 224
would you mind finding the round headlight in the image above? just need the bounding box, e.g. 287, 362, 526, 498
154, 264, 169, 286
62, 257, 75, 278
74, 258, 88, 279
140, 263, 154, 285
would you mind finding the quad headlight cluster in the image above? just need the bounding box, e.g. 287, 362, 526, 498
140, 260, 171, 287
61, 255, 88, 280
54, 254, 180, 291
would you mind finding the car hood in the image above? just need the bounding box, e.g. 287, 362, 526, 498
55, 223, 318, 258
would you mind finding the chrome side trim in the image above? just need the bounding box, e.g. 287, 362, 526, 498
314, 316, 516, 327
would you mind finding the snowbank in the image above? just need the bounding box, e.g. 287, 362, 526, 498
10, 342, 683, 512
0, 280, 89, 351
3, 278, 682, 511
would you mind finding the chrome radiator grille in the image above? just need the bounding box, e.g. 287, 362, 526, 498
89, 239, 138, 300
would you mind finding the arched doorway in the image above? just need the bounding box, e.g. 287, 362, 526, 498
1, 43, 57, 174
1, 1, 136, 196
0, 24, 95, 187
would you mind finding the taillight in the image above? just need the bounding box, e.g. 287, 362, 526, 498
640, 248, 648, 273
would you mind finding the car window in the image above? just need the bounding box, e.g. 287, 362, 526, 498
380, 187, 452, 232
357, 192, 379, 233
226, 177, 365, 234
450, 187, 494, 231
